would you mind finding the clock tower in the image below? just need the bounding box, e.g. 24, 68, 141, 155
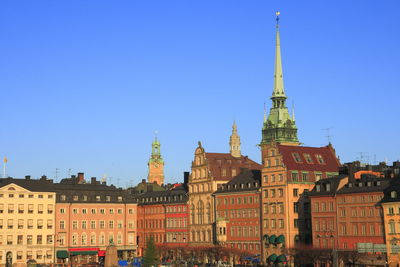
147, 136, 165, 185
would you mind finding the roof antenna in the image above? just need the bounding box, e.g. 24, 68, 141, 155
322, 127, 333, 144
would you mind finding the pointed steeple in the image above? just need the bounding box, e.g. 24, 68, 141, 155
229, 121, 241, 158
272, 11, 286, 99
261, 12, 299, 146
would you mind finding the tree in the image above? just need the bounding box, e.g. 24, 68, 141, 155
143, 237, 158, 267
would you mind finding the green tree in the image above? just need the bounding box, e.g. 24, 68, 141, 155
143, 236, 158, 267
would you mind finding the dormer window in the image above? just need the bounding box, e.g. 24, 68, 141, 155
292, 153, 302, 163
304, 154, 313, 164
240, 184, 244, 189
316, 185, 321, 192
315, 154, 325, 164
391, 191, 397, 199
358, 183, 363, 187
377, 181, 381, 186
348, 183, 353, 188
326, 183, 331, 192
367, 182, 372, 187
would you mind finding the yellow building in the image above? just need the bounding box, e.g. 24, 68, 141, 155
0, 178, 56, 267
381, 176, 400, 267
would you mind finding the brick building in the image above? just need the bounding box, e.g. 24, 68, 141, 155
309, 175, 390, 266
136, 186, 189, 258
214, 169, 262, 264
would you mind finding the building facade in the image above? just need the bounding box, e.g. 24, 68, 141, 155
188, 125, 261, 249
0, 178, 56, 267
214, 169, 262, 264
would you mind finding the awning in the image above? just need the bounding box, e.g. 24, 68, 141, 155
98, 250, 106, 257
56, 251, 68, 259
269, 234, 277, 244
276, 255, 286, 263
268, 254, 277, 262
70, 251, 97, 256
276, 235, 285, 244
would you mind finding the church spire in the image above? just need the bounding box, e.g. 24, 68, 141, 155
229, 121, 241, 158
272, 11, 286, 99
261, 12, 299, 145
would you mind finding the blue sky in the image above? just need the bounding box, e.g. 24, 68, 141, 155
1, 0, 399, 186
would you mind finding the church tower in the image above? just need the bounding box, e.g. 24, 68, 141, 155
261, 12, 299, 145
147, 136, 164, 185
229, 121, 241, 158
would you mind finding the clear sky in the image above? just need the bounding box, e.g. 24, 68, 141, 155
1, 0, 399, 187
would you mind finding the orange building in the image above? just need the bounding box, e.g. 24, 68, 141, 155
54, 174, 137, 264
309, 175, 390, 266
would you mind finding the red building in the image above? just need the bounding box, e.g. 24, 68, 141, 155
136, 186, 189, 257
309, 175, 390, 266
214, 169, 262, 264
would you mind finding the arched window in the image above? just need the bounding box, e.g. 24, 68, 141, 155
197, 201, 204, 224
190, 204, 195, 224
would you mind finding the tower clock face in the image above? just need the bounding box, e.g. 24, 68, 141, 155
154, 163, 159, 168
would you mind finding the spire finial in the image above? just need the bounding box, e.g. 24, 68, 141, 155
276, 11, 280, 26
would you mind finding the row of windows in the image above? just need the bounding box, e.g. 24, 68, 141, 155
314, 220, 335, 231
60, 207, 134, 215
140, 234, 165, 244
64, 220, 134, 230
338, 195, 383, 203
263, 203, 284, 214
139, 219, 164, 229
217, 195, 259, 206
142, 207, 163, 214
263, 189, 284, 198
339, 223, 383, 236
387, 206, 400, 215
217, 208, 260, 219
190, 183, 212, 193
0, 234, 53, 245
0, 250, 52, 261
0, 193, 53, 199
60, 194, 123, 202
165, 206, 187, 213
338, 207, 382, 217
313, 202, 335, 212
230, 226, 260, 238
70, 232, 135, 245
229, 242, 260, 251
314, 238, 335, 249
0, 219, 53, 229
263, 219, 300, 229
0, 204, 53, 214
165, 232, 188, 243
387, 220, 400, 234
263, 174, 284, 183
191, 230, 212, 242
166, 217, 187, 228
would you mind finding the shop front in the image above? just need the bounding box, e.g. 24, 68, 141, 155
68, 248, 99, 266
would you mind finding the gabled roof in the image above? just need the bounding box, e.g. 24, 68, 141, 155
205, 153, 261, 181
277, 144, 340, 172
214, 169, 261, 194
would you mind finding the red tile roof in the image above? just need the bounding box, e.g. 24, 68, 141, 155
205, 153, 261, 181
277, 144, 340, 172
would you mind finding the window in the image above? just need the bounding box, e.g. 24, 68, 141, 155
304, 154, 313, 163
37, 235, 43, 245
82, 221, 87, 229
302, 172, 309, 182
391, 191, 397, 199
314, 203, 319, 212
316, 154, 325, 164
293, 188, 299, 197
100, 208, 105, 214
292, 172, 298, 182
292, 153, 302, 163
271, 175, 275, 182
91, 221, 96, 229
100, 221, 105, 229
389, 221, 396, 234
279, 219, 284, 229
73, 208, 78, 214
27, 219, 33, 229
109, 209, 114, 214
17, 235, 23, 245
278, 174, 283, 181
294, 219, 299, 228
82, 208, 87, 214
278, 189, 283, 197
60, 221, 65, 229
118, 209, 123, 214
109, 221, 114, 229
264, 175, 268, 183
315, 173, 322, 181
18, 219, 24, 229
72, 221, 78, 229
27, 235, 33, 245
389, 207, 394, 215
18, 204, 24, 213
60, 195, 66, 201
294, 203, 299, 213
47, 235, 53, 244
73, 195, 79, 201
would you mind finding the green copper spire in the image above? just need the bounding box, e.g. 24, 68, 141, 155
149, 135, 164, 163
261, 12, 299, 145
272, 12, 286, 98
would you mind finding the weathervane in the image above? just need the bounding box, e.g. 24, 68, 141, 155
276, 11, 280, 25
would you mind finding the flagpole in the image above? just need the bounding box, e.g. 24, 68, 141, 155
3, 157, 7, 178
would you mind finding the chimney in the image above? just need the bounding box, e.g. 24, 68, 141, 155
77, 173, 84, 183
91, 177, 97, 184
183, 172, 190, 185
141, 179, 146, 184
25, 175, 31, 180
40, 175, 47, 180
